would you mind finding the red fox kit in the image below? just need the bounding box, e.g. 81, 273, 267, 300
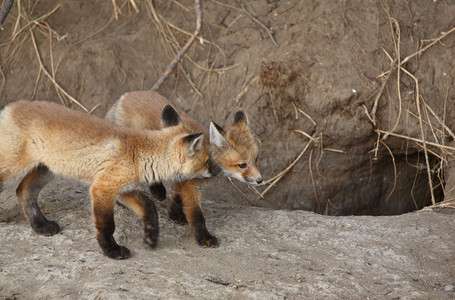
105, 91, 262, 247
0, 100, 216, 259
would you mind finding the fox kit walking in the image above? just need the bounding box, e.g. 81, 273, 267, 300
0, 100, 215, 259
105, 91, 262, 247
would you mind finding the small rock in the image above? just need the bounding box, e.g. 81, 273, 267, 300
445, 284, 454, 292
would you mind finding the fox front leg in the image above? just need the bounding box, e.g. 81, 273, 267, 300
172, 180, 218, 247
90, 182, 130, 259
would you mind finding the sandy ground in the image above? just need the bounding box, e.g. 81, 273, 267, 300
1, 177, 454, 299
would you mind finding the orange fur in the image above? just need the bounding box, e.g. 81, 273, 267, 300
0, 100, 213, 259
106, 91, 262, 184
106, 91, 262, 247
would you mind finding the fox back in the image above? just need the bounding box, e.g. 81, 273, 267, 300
106, 91, 262, 184
0, 100, 212, 187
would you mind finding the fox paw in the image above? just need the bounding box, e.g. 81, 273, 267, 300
104, 246, 131, 260
196, 234, 219, 248
32, 220, 61, 236
144, 232, 158, 249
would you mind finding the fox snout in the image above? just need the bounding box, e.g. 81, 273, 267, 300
245, 176, 263, 185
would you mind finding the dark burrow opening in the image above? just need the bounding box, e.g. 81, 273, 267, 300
328, 152, 444, 216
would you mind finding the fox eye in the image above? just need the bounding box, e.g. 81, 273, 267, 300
238, 163, 247, 169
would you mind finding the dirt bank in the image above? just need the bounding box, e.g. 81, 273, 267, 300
0, 1, 455, 298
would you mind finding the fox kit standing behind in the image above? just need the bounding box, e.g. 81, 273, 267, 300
0, 100, 215, 259
105, 91, 262, 247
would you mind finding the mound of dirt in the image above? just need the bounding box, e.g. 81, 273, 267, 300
1, 177, 454, 299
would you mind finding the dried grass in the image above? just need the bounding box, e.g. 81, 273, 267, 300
253, 132, 318, 198
111, 0, 139, 20
0, 0, 120, 112
144, 0, 232, 98
365, 5, 455, 208
29, 29, 88, 112
0, 1, 89, 110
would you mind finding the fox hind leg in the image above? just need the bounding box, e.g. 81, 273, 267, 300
120, 191, 159, 248
16, 165, 60, 236
168, 191, 188, 225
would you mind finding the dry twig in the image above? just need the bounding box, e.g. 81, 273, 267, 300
151, 0, 202, 91
423, 99, 455, 141
369, 57, 396, 125
29, 29, 89, 112
375, 129, 455, 152
239, 2, 277, 46
234, 74, 257, 103
8, 4, 61, 42
257, 133, 316, 198
0, 0, 14, 28
400, 66, 435, 205
291, 101, 317, 126
167, 280, 186, 295
111, 0, 139, 20
380, 140, 397, 202
308, 148, 321, 212
366, 20, 455, 206
368, 24, 455, 130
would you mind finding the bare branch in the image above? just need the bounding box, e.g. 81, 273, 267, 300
151, 0, 202, 91
0, 0, 14, 28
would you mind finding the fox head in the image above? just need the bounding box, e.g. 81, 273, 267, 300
160, 105, 215, 180
209, 109, 262, 185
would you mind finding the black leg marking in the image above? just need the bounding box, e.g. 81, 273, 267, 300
191, 209, 218, 248
119, 191, 160, 249
16, 165, 60, 236
149, 182, 167, 201
97, 235, 131, 260
95, 210, 131, 260
137, 192, 159, 248
168, 194, 188, 225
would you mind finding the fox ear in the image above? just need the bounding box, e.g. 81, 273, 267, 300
183, 133, 204, 157
210, 122, 228, 148
232, 109, 250, 131
212, 122, 225, 134
161, 105, 181, 128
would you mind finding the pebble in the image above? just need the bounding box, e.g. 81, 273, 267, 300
445, 284, 454, 292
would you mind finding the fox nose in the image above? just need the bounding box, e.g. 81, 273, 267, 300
256, 177, 263, 184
